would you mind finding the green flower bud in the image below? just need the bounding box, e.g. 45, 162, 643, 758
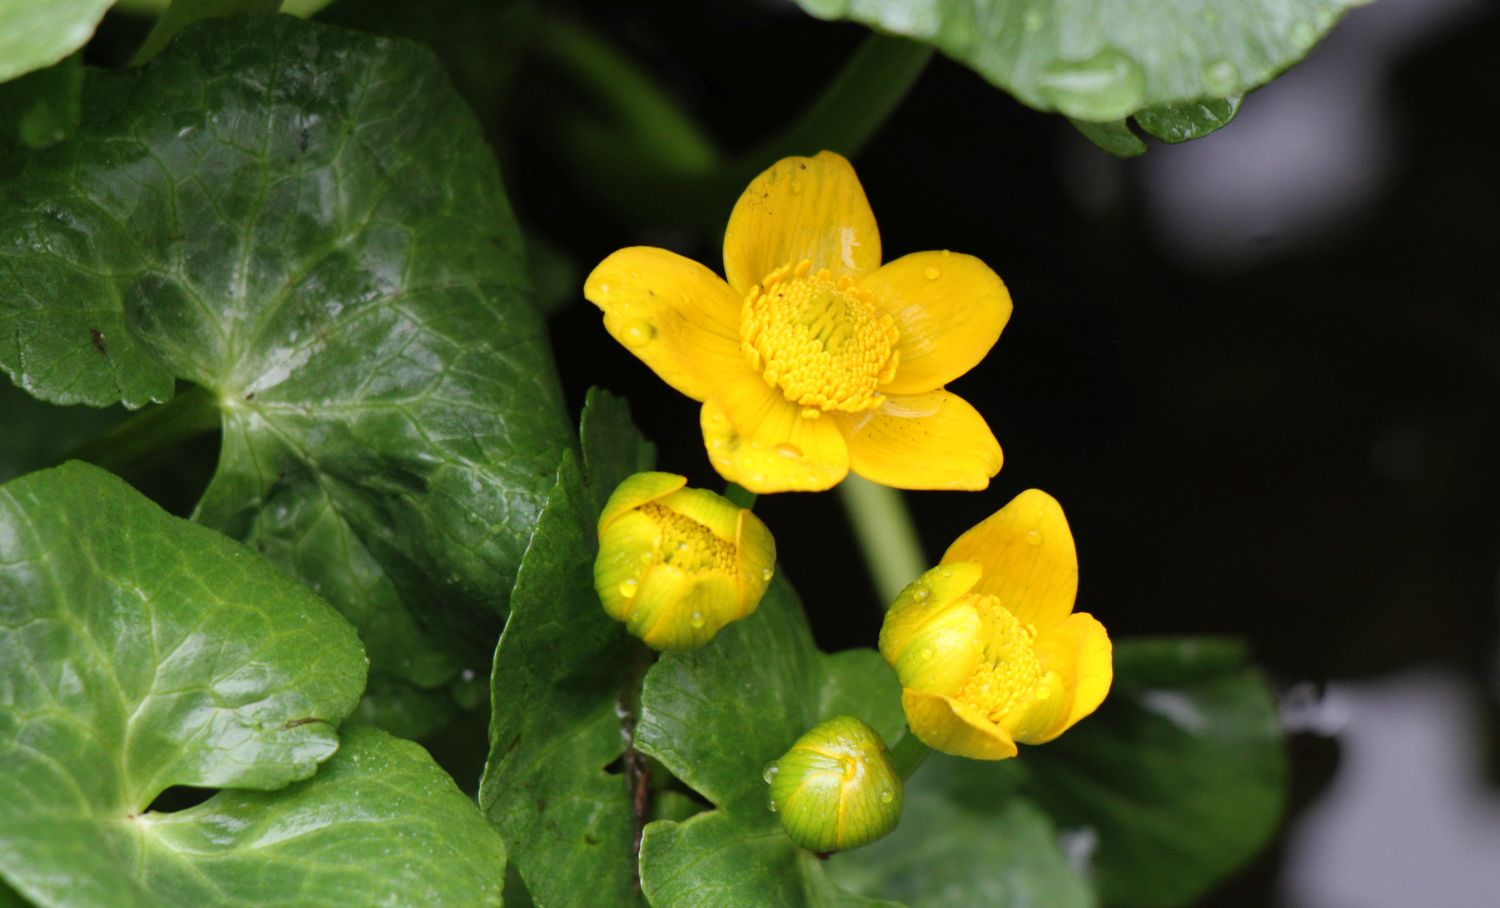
595, 472, 775, 650
764, 715, 902, 853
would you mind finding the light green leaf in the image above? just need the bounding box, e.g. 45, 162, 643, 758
1069, 117, 1145, 158
1135, 96, 1243, 143
828, 781, 1094, 908
0, 0, 114, 84
636, 581, 905, 908
479, 389, 655, 908
795, 0, 1363, 122
0, 460, 361, 903
1020, 638, 1287, 908
0, 17, 572, 704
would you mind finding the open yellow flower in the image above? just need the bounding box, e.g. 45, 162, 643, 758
878, 490, 1111, 760
584, 151, 1010, 494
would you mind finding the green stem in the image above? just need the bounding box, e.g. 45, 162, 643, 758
65, 384, 221, 472
889, 730, 930, 780
837, 474, 926, 606
722, 482, 757, 510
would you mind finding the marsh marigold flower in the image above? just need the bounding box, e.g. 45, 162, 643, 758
764, 715, 903, 853
585, 152, 1010, 494
595, 471, 775, 650
879, 490, 1111, 760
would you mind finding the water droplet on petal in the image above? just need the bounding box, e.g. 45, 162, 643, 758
619, 319, 655, 348
920, 647, 934, 661
1202, 59, 1239, 96
790, 180, 803, 194
763, 762, 780, 783
912, 586, 931, 602
761, 566, 774, 581
923, 266, 940, 280
774, 442, 802, 459
618, 578, 639, 598
1025, 528, 1043, 546
690, 611, 705, 628
880, 788, 894, 804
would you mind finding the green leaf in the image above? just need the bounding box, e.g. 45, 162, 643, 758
0, 460, 359, 901
132, 0, 284, 65
795, 0, 1363, 122
0, 0, 114, 84
0, 17, 572, 704
479, 389, 655, 908
0, 55, 82, 150
1069, 117, 1146, 158
828, 780, 1095, 908
636, 581, 905, 908
1020, 638, 1288, 908
1134, 96, 1243, 144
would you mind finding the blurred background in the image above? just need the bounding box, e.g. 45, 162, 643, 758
5, 0, 1496, 904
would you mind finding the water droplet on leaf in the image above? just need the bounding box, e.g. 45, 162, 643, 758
763, 762, 779, 783
1036, 47, 1146, 121
1202, 59, 1239, 95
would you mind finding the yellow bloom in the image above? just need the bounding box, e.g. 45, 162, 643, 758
585, 151, 1010, 494
595, 472, 775, 650
878, 490, 1112, 760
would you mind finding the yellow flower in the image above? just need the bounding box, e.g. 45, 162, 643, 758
878, 489, 1112, 760
594, 471, 776, 650
584, 151, 1010, 494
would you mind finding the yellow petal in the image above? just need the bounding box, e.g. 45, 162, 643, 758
633, 566, 741, 651
585, 246, 750, 402
701, 373, 849, 493
598, 471, 687, 534
879, 562, 982, 679
901, 689, 1017, 761
722, 151, 881, 294
656, 486, 741, 542
837, 391, 1002, 490
861, 251, 1013, 395
1027, 612, 1113, 743
941, 489, 1077, 631
732, 508, 776, 613
595, 509, 662, 623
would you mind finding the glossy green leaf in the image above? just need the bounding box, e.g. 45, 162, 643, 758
0, 17, 572, 704
795, 0, 1363, 122
0, 0, 114, 84
1020, 638, 1288, 908
1069, 117, 1145, 158
828, 776, 1094, 908
0, 460, 359, 902
0, 55, 82, 150
479, 389, 655, 908
636, 581, 905, 908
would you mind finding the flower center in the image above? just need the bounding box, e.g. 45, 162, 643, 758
641, 503, 736, 575
740, 259, 899, 416
954, 594, 1048, 724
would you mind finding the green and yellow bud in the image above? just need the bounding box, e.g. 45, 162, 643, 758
764, 715, 902, 853
595, 471, 775, 650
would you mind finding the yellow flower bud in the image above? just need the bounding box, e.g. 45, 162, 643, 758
879, 489, 1112, 760
764, 715, 902, 853
594, 472, 775, 650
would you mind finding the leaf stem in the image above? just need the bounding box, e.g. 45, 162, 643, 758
722, 482, 757, 510
617, 639, 658, 891
889, 730, 930, 780
837, 474, 926, 606
63, 384, 221, 472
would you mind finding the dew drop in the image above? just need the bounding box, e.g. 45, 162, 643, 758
790, 180, 803, 194
618, 578, 639, 598
912, 587, 931, 602
763, 762, 780, 783
879, 788, 894, 804
920, 647, 934, 661
1036, 47, 1146, 121
1025, 527, 1043, 546
1202, 59, 1239, 96
1023, 10, 1042, 32
620, 319, 655, 348
774, 442, 802, 459
767, 798, 779, 813
690, 611, 705, 629
923, 266, 941, 280
761, 566, 774, 581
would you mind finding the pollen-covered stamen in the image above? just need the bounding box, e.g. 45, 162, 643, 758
954, 594, 1053, 724
641, 503, 737, 575
741, 259, 899, 415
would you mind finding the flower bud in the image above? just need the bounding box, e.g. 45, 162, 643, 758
595, 472, 775, 650
764, 715, 902, 853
